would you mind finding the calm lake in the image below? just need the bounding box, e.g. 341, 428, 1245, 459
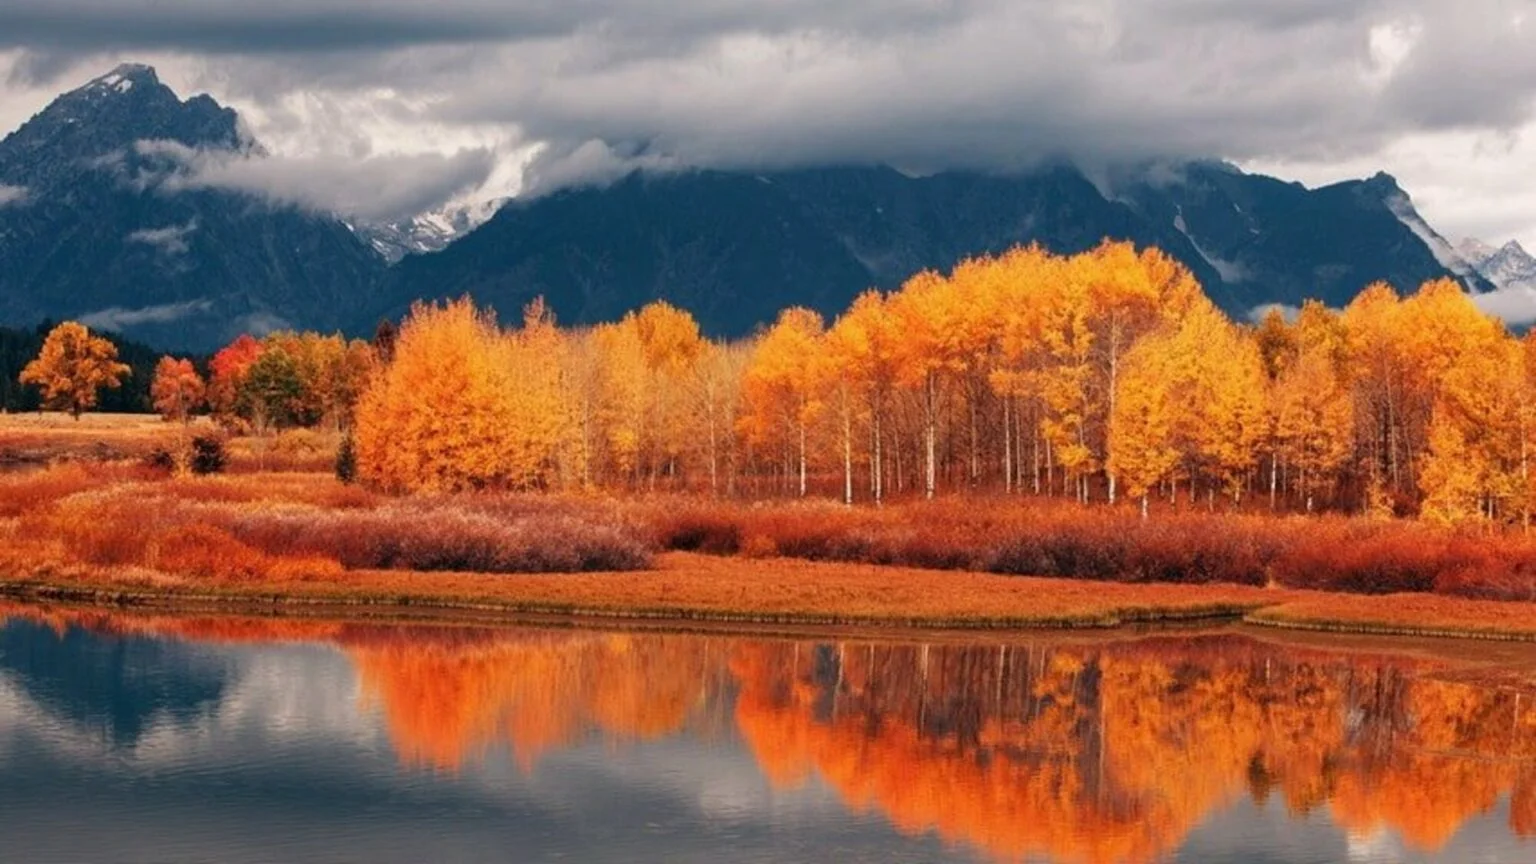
2, 608, 1534, 864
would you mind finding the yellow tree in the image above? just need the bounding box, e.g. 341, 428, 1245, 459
740, 308, 827, 497
889, 269, 972, 499
507, 298, 578, 489
1343, 283, 1411, 496
354, 297, 568, 493
687, 340, 750, 496
1266, 302, 1354, 512
1420, 330, 1526, 523
1107, 334, 1180, 518
19, 322, 131, 419
591, 320, 648, 482
633, 301, 705, 485
827, 290, 901, 503
990, 245, 1058, 495
1084, 242, 1199, 503
1192, 318, 1269, 505
1035, 262, 1097, 502
150, 357, 206, 424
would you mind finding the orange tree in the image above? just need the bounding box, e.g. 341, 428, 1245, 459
18, 321, 131, 418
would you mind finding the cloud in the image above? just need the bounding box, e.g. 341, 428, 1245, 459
126, 219, 196, 254
1473, 284, 1536, 327
134, 139, 496, 222
78, 298, 213, 331
0, 1, 1534, 242
0, 184, 26, 206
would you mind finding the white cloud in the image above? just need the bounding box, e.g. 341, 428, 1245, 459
134, 138, 496, 222
126, 218, 196, 254
1473, 283, 1536, 327
78, 298, 213, 331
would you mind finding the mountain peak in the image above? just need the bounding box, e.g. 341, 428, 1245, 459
0, 64, 242, 165
1457, 237, 1536, 291
87, 63, 159, 91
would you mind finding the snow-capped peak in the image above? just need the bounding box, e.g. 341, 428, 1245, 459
82, 63, 157, 95
1457, 237, 1536, 292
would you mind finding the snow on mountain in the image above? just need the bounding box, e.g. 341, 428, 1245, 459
1460, 238, 1536, 290
354, 196, 507, 262
1459, 238, 1536, 326
1380, 183, 1482, 283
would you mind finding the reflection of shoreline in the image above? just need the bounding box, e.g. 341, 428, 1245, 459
4, 606, 1536, 864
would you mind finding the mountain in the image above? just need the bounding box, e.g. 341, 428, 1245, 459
1111, 163, 1493, 309
1457, 238, 1536, 291
0, 64, 385, 350
378, 161, 1488, 335
0, 65, 1495, 348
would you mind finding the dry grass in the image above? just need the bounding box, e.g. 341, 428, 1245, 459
644, 497, 1536, 601
0, 465, 651, 579
0, 411, 189, 465
8, 443, 1536, 637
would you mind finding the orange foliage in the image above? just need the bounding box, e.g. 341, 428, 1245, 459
150, 356, 205, 423
19, 322, 132, 418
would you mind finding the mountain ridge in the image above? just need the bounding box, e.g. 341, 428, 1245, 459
0, 64, 1505, 347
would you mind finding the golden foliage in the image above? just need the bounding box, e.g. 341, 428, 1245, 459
18, 321, 131, 418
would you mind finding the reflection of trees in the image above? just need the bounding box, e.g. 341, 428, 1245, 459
343, 630, 728, 771
6, 605, 1536, 863
731, 637, 1536, 864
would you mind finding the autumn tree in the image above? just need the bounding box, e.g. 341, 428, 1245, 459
740, 308, 828, 497
1107, 334, 1180, 518
207, 334, 264, 422
18, 321, 131, 418
353, 297, 571, 493
150, 357, 206, 424
1270, 303, 1354, 512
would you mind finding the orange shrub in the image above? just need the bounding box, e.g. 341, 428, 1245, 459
639, 496, 1536, 599
226, 502, 651, 573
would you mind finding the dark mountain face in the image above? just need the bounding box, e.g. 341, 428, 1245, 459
1112, 162, 1491, 310
0, 65, 384, 351
382, 162, 1477, 336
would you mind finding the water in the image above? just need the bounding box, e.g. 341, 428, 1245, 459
1, 608, 1533, 864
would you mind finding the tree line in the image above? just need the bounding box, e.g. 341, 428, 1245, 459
18, 240, 1531, 524
348, 241, 1535, 524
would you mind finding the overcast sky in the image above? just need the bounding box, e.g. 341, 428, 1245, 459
0, 0, 1534, 246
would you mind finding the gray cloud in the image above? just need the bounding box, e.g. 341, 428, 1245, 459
126, 219, 196, 254
0, 183, 27, 206
134, 139, 496, 222
6, 2, 1536, 168
1, 1, 1536, 242
79, 298, 213, 331
1473, 284, 1536, 327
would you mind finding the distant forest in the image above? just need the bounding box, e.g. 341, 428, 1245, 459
0, 324, 158, 413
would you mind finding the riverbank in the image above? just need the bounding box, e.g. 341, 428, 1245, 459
8, 416, 1536, 642
8, 550, 1536, 641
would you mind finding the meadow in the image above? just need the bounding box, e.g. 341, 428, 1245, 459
6, 412, 1536, 639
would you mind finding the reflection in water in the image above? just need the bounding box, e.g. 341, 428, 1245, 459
2, 604, 1535, 864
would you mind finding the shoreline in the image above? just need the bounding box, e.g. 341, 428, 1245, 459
7, 551, 1536, 643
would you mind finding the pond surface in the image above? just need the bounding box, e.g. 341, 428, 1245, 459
1, 607, 1534, 863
